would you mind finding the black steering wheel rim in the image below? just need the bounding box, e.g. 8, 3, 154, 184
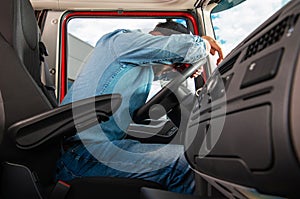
133, 59, 206, 123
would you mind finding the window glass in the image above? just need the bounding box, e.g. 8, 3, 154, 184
67, 18, 165, 88
66, 17, 195, 99
211, 0, 291, 57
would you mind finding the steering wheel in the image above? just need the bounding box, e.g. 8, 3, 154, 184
133, 60, 205, 124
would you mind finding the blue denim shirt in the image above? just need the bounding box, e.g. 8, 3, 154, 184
61, 29, 208, 143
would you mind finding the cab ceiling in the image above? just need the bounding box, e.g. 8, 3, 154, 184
30, 0, 197, 11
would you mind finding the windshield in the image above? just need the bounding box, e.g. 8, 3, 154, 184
212, 0, 291, 57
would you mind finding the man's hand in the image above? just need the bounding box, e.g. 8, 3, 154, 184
202, 35, 224, 65
191, 67, 203, 78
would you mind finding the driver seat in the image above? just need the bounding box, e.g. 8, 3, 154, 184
0, 0, 162, 198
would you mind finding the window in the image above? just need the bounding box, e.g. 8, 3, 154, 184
59, 12, 200, 102
67, 18, 167, 88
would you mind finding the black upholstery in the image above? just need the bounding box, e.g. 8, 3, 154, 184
0, 0, 41, 87
0, 0, 57, 188
66, 177, 163, 199
0, 29, 58, 185
0, 0, 163, 198
141, 187, 202, 199
0, 0, 57, 108
0, 91, 4, 151
0, 0, 52, 127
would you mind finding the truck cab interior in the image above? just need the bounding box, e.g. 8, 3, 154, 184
0, 0, 299, 198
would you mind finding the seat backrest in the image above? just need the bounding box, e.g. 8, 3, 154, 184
0, 0, 60, 186
0, 91, 4, 145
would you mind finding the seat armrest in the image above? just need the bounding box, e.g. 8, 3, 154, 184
8, 94, 122, 150
126, 119, 178, 144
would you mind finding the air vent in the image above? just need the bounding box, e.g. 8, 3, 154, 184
218, 52, 240, 75
242, 16, 290, 62
290, 13, 299, 29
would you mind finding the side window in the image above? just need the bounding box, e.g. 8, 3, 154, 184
66, 18, 166, 89
59, 12, 201, 102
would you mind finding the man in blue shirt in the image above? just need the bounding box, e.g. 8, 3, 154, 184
57, 21, 223, 194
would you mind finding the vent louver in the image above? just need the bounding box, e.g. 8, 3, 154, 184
242, 16, 290, 61
218, 52, 240, 75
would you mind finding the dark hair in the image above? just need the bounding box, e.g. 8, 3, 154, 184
152, 20, 190, 36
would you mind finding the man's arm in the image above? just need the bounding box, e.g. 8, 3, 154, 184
112, 30, 210, 66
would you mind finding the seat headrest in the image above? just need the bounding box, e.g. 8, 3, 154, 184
20, 0, 39, 50
0, 0, 40, 85
0, 0, 38, 50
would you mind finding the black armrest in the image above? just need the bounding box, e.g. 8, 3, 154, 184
8, 94, 122, 150
126, 119, 178, 144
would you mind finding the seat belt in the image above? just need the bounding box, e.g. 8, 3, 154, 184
50, 180, 71, 199
39, 41, 58, 107
39, 41, 55, 90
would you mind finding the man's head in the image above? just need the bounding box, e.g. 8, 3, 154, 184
150, 20, 190, 36
150, 21, 190, 76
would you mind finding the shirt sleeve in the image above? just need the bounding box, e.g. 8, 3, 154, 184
111, 30, 209, 66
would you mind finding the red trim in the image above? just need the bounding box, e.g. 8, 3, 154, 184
60, 17, 67, 103
202, 69, 207, 80
59, 11, 200, 102
58, 180, 71, 188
